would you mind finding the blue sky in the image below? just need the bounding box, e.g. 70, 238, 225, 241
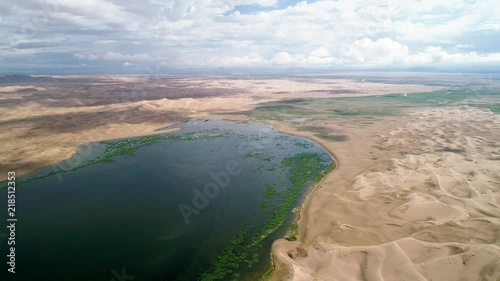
0, 0, 499, 74
228, 0, 312, 14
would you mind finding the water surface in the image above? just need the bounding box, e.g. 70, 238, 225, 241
0, 119, 331, 281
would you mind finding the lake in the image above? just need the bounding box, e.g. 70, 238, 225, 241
0, 119, 332, 281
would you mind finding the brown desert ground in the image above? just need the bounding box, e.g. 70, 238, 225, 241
0, 74, 440, 180
1, 73, 499, 281
267, 106, 500, 281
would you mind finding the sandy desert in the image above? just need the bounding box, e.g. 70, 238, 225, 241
0, 74, 440, 180
1, 73, 499, 281
268, 106, 500, 281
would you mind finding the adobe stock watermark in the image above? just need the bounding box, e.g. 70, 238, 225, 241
49, 63, 165, 183
8, 0, 61, 46
160, 0, 176, 15
2, 0, 63, 174
178, 160, 242, 224
178, 127, 274, 224
466, 73, 497, 112
110, 267, 135, 281
363, 0, 402, 38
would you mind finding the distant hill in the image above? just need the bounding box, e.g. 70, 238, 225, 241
0, 74, 55, 83
404, 67, 442, 72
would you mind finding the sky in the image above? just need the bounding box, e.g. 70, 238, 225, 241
0, 0, 499, 73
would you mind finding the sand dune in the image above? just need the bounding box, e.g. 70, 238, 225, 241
270, 107, 500, 281
0, 76, 440, 181
275, 238, 500, 281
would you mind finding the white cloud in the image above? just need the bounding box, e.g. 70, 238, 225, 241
394, 15, 478, 43
409, 47, 500, 64
74, 52, 155, 61
340, 38, 500, 66
476, 22, 500, 31
342, 38, 409, 65
271, 52, 294, 64
74, 53, 100, 60
1, 0, 500, 70
123, 62, 134, 66
310, 47, 331, 58
206, 52, 264, 66
102, 52, 153, 61
455, 44, 475, 50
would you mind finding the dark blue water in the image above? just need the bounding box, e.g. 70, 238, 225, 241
0, 119, 331, 281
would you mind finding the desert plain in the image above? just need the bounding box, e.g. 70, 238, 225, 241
1, 72, 499, 280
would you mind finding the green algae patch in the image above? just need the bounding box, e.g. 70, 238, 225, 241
285, 222, 299, 241
264, 184, 278, 199
199, 229, 250, 281
100, 135, 163, 162
316, 134, 349, 142
9, 129, 233, 188
199, 153, 333, 281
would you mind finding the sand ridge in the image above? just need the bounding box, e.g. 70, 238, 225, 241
0, 76, 441, 181
269, 106, 500, 281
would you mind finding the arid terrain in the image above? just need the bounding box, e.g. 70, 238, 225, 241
267, 106, 500, 281
1, 73, 500, 281
0, 74, 440, 180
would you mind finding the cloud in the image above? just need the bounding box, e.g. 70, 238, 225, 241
1, 0, 499, 72
74, 53, 100, 60
310, 47, 331, 58
123, 62, 134, 66
455, 44, 475, 50
409, 47, 500, 65
74, 52, 155, 61
271, 52, 294, 64
342, 38, 409, 65
102, 52, 153, 61
340, 38, 500, 66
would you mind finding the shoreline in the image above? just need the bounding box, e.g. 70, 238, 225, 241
0, 76, 443, 182
0, 128, 179, 187
263, 106, 500, 281
261, 123, 341, 279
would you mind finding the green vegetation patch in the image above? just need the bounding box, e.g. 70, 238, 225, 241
293, 139, 313, 148
316, 134, 349, 142
285, 222, 299, 241
249, 153, 329, 247
199, 229, 250, 281
295, 126, 348, 142
8, 129, 232, 189
464, 101, 500, 113
199, 153, 334, 281
296, 125, 330, 134
337, 88, 500, 113
238, 89, 500, 128
264, 184, 278, 199
244, 150, 273, 162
